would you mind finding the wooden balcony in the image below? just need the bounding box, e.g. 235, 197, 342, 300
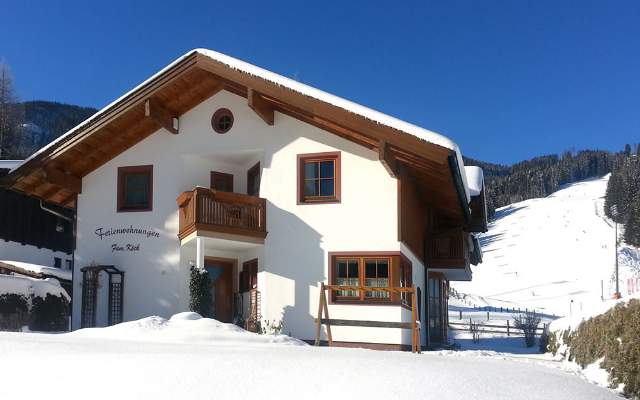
427, 229, 469, 268
177, 187, 267, 242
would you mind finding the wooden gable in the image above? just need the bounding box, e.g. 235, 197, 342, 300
1, 52, 469, 225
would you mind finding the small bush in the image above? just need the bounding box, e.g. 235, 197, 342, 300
259, 319, 284, 335
29, 294, 70, 332
0, 294, 29, 331
546, 330, 560, 355
538, 325, 550, 353
513, 312, 541, 347
189, 266, 212, 318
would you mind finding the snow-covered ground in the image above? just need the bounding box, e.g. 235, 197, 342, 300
454, 174, 640, 317
0, 313, 619, 400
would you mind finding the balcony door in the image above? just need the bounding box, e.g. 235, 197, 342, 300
211, 171, 234, 192
247, 162, 260, 197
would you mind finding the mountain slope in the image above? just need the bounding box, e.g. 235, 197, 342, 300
23, 101, 97, 148
454, 174, 640, 317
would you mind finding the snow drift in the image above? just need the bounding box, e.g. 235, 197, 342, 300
69, 312, 305, 346
0, 313, 620, 400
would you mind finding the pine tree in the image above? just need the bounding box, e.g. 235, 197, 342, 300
0, 62, 25, 159
624, 196, 640, 247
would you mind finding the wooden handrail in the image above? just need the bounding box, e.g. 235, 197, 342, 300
177, 187, 267, 240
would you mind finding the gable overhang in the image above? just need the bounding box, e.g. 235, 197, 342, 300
2, 50, 470, 222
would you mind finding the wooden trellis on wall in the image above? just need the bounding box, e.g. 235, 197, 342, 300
314, 283, 421, 353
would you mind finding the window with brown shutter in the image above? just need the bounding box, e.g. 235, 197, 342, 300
242, 259, 258, 292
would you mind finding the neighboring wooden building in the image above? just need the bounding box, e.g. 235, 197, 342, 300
0, 160, 74, 273
2, 49, 486, 349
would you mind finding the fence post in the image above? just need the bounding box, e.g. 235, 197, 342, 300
507, 320, 510, 337
459, 310, 462, 320
486, 311, 490, 321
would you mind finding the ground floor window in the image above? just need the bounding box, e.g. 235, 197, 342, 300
329, 252, 412, 306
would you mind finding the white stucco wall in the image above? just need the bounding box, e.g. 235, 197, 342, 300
72, 90, 426, 346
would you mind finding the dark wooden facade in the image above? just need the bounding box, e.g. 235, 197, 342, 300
0, 170, 73, 255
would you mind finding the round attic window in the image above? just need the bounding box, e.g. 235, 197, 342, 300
212, 108, 234, 134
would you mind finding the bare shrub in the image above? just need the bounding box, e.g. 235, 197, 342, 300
513, 312, 541, 347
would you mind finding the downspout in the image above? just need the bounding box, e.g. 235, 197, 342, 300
39, 200, 73, 222
424, 236, 430, 350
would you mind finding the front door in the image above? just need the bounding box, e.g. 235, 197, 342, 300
205, 259, 234, 323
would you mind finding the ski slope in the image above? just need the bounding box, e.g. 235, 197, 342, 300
454, 174, 640, 317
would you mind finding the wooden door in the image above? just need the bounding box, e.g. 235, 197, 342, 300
210, 171, 234, 192
205, 259, 234, 323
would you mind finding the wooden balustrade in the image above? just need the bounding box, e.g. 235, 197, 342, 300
177, 187, 267, 241
427, 229, 468, 268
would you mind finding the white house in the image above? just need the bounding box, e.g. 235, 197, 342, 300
2, 49, 486, 349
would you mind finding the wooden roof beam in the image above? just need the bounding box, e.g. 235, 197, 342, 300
60, 192, 77, 208
248, 88, 274, 126
145, 98, 179, 134
378, 140, 397, 178
41, 185, 63, 202
196, 55, 452, 163
42, 166, 82, 194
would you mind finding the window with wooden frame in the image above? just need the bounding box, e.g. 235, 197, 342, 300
117, 165, 153, 212
329, 252, 412, 306
297, 152, 340, 204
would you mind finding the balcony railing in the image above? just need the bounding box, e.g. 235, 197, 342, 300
427, 229, 469, 268
177, 187, 267, 241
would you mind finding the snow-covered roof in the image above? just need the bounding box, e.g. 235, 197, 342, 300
16, 49, 471, 201
0, 260, 72, 281
0, 160, 23, 171
0, 274, 70, 301
464, 166, 484, 197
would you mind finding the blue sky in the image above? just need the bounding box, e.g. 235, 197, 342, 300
1, 1, 638, 164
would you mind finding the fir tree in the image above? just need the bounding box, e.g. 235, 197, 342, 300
624, 197, 640, 246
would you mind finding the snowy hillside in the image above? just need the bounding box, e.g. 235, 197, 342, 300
454, 174, 640, 317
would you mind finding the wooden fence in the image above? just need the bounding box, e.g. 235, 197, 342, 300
449, 319, 548, 337
314, 283, 421, 353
